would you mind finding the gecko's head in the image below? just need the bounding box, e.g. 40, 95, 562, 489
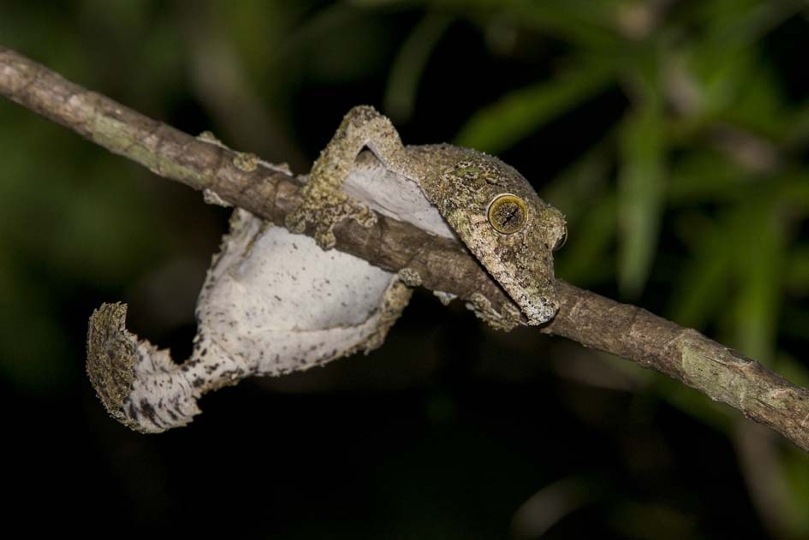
437, 155, 567, 325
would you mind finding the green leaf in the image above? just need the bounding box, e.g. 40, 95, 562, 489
785, 247, 809, 296
729, 200, 783, 362
354, 0, 622, 48
667, 149, 746, 205
617, 90, 665, 297
544, 140, 616, 286
455, 63, 614, 154
782, 444, 809, 534
784, 99, 809, 149
669, 217, 733, 329
555, 193, 617, 287
384, 13, 454, 122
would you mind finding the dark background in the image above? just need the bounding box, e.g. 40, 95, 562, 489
2, 1, 808, 537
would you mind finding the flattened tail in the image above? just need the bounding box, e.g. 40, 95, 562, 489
86, 303, 201, 433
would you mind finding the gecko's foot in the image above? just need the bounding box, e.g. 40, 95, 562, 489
467, 293, 522, 331
285, 185, 376, 249
86, 303, 201, 433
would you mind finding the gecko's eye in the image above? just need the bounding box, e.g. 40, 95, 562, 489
487, 194, 527, 234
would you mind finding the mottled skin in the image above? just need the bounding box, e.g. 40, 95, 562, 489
287, 105, 567, 326
87, 106, 567, 433
88, 212, 412, 433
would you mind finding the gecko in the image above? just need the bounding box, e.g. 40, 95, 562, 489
86, 106, 567, 433
287, 105, 567, 327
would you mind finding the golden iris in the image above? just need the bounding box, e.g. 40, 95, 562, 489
487, 194, 527, 234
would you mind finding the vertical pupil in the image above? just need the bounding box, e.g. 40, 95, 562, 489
488, 195, 526, 234
502, 204, 519, 225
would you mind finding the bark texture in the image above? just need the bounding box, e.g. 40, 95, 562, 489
2, 46, 807, 450
543, 282, 809, 451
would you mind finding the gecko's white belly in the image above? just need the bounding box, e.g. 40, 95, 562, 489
342, 153, 456, 240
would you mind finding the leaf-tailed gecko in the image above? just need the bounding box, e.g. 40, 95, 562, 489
86, 106, 567, 433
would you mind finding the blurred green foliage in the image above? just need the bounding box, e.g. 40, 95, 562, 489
2, 0, 809, 537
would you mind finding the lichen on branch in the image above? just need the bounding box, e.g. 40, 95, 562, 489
2, 45, 808, 450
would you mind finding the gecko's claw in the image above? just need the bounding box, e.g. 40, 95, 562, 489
86, 303, 201, 433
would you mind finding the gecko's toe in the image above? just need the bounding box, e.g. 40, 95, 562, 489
284, 211, 307, 234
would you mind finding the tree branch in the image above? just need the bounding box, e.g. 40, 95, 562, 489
2, 46, 807, 450
0, 46, 512, 313
545, 282, 809, 450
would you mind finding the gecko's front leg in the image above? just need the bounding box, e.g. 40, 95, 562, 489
286, 106, 409, 249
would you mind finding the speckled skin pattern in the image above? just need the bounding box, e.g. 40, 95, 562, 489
87, 105, 566, 433
192, 209, 411, 379
87, 210, 411, 433
288, 105, 567, 328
